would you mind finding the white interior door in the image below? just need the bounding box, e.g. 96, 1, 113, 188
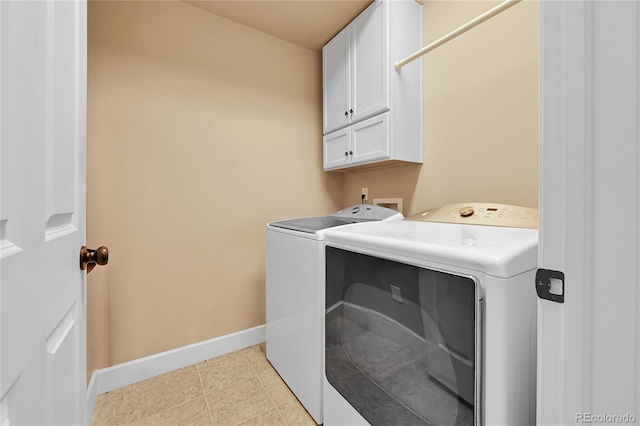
1, 1, 87, 425
538, 1, 640, 424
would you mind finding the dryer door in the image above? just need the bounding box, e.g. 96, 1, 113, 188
324, 247, 481, 426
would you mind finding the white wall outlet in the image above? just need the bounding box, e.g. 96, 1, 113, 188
361, 187, 368, 201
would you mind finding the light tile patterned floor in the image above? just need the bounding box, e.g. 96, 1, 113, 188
90, 345, 317, 426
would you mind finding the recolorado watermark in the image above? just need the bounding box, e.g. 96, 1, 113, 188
576, 413, 637, 423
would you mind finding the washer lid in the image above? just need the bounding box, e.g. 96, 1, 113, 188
268, 216, 359, 234
268, 204, 403, 234
324, 221, 538, 278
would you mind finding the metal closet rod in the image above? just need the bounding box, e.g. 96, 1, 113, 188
394, 0, 523, 70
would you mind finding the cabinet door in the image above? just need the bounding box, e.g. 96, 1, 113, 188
323, 27, 350, 134
323, 128, 351, 170
351, 113, 389, 165
351, 0, 388, 124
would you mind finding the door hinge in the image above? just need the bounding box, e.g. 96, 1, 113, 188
535, 268, 565, 303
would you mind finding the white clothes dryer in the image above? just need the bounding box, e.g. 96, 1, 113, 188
266, 205, 403, 424
322, 203, 539, 426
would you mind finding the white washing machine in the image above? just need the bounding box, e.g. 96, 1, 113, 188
266, 205, 403, 424
322, 203, 539, 426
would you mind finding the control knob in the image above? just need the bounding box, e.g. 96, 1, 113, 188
459, 206, 475, 217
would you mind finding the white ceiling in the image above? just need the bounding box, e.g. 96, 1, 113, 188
183, 0, 373, 52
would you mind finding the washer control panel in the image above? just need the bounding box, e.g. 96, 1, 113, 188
330, 204, 403, 221
406, 203, 538, 229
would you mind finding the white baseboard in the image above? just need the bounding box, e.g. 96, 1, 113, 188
85, 324, 265, 422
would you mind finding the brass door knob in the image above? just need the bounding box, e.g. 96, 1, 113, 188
80, 245, 109, 274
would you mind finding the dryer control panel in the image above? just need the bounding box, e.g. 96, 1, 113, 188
330, 204, 404, 222
406, 203, 538, 229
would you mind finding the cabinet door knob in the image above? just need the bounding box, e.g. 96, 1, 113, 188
344, 111, 348, 116
345, 151, 349, 157
349, 151, 353, 155
349, 109, 353, 114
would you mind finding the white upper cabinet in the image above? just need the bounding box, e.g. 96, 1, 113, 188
323, 28, 351, 134
323, 0, 388, 134
323, 113, 390, 170
322, 0, 422, 171
351, 0, 388, 124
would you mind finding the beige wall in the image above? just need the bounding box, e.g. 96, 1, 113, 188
87, 0, 538, 376
342, 0, 539, 215
86, 0, 343, 373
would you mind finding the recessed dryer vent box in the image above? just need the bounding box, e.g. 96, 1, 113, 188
373, 198, 403, 214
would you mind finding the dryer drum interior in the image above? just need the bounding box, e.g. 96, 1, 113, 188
325, 247, 483, 426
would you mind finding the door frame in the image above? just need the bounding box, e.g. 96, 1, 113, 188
538, 1, 640, 424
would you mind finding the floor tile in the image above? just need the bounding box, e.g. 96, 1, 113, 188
370, 400, 429, 426
456, 409, 475, 426
398, 378, 469, 426
138, 397, 212, 425
277, 398, 317, 426
205, 377, 274, 425
325, 345, 360, 382
373, 348, 418, 375
361, 365, 406, 397
329, 376, 373, 416
89, 393, 137, 426
197, 350, 255, 394
238, 408, 286, 426
343, 371, 394, 411
134, 367, 203, 413
90, 382, 149, 424
362, 409, 393, 426
93, 367, 203, 424
344, 331, 400, 365
91, 345, 321, 426
241, 344, 273, 375
382, 358, 432, 395
257, 369, 295, 406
